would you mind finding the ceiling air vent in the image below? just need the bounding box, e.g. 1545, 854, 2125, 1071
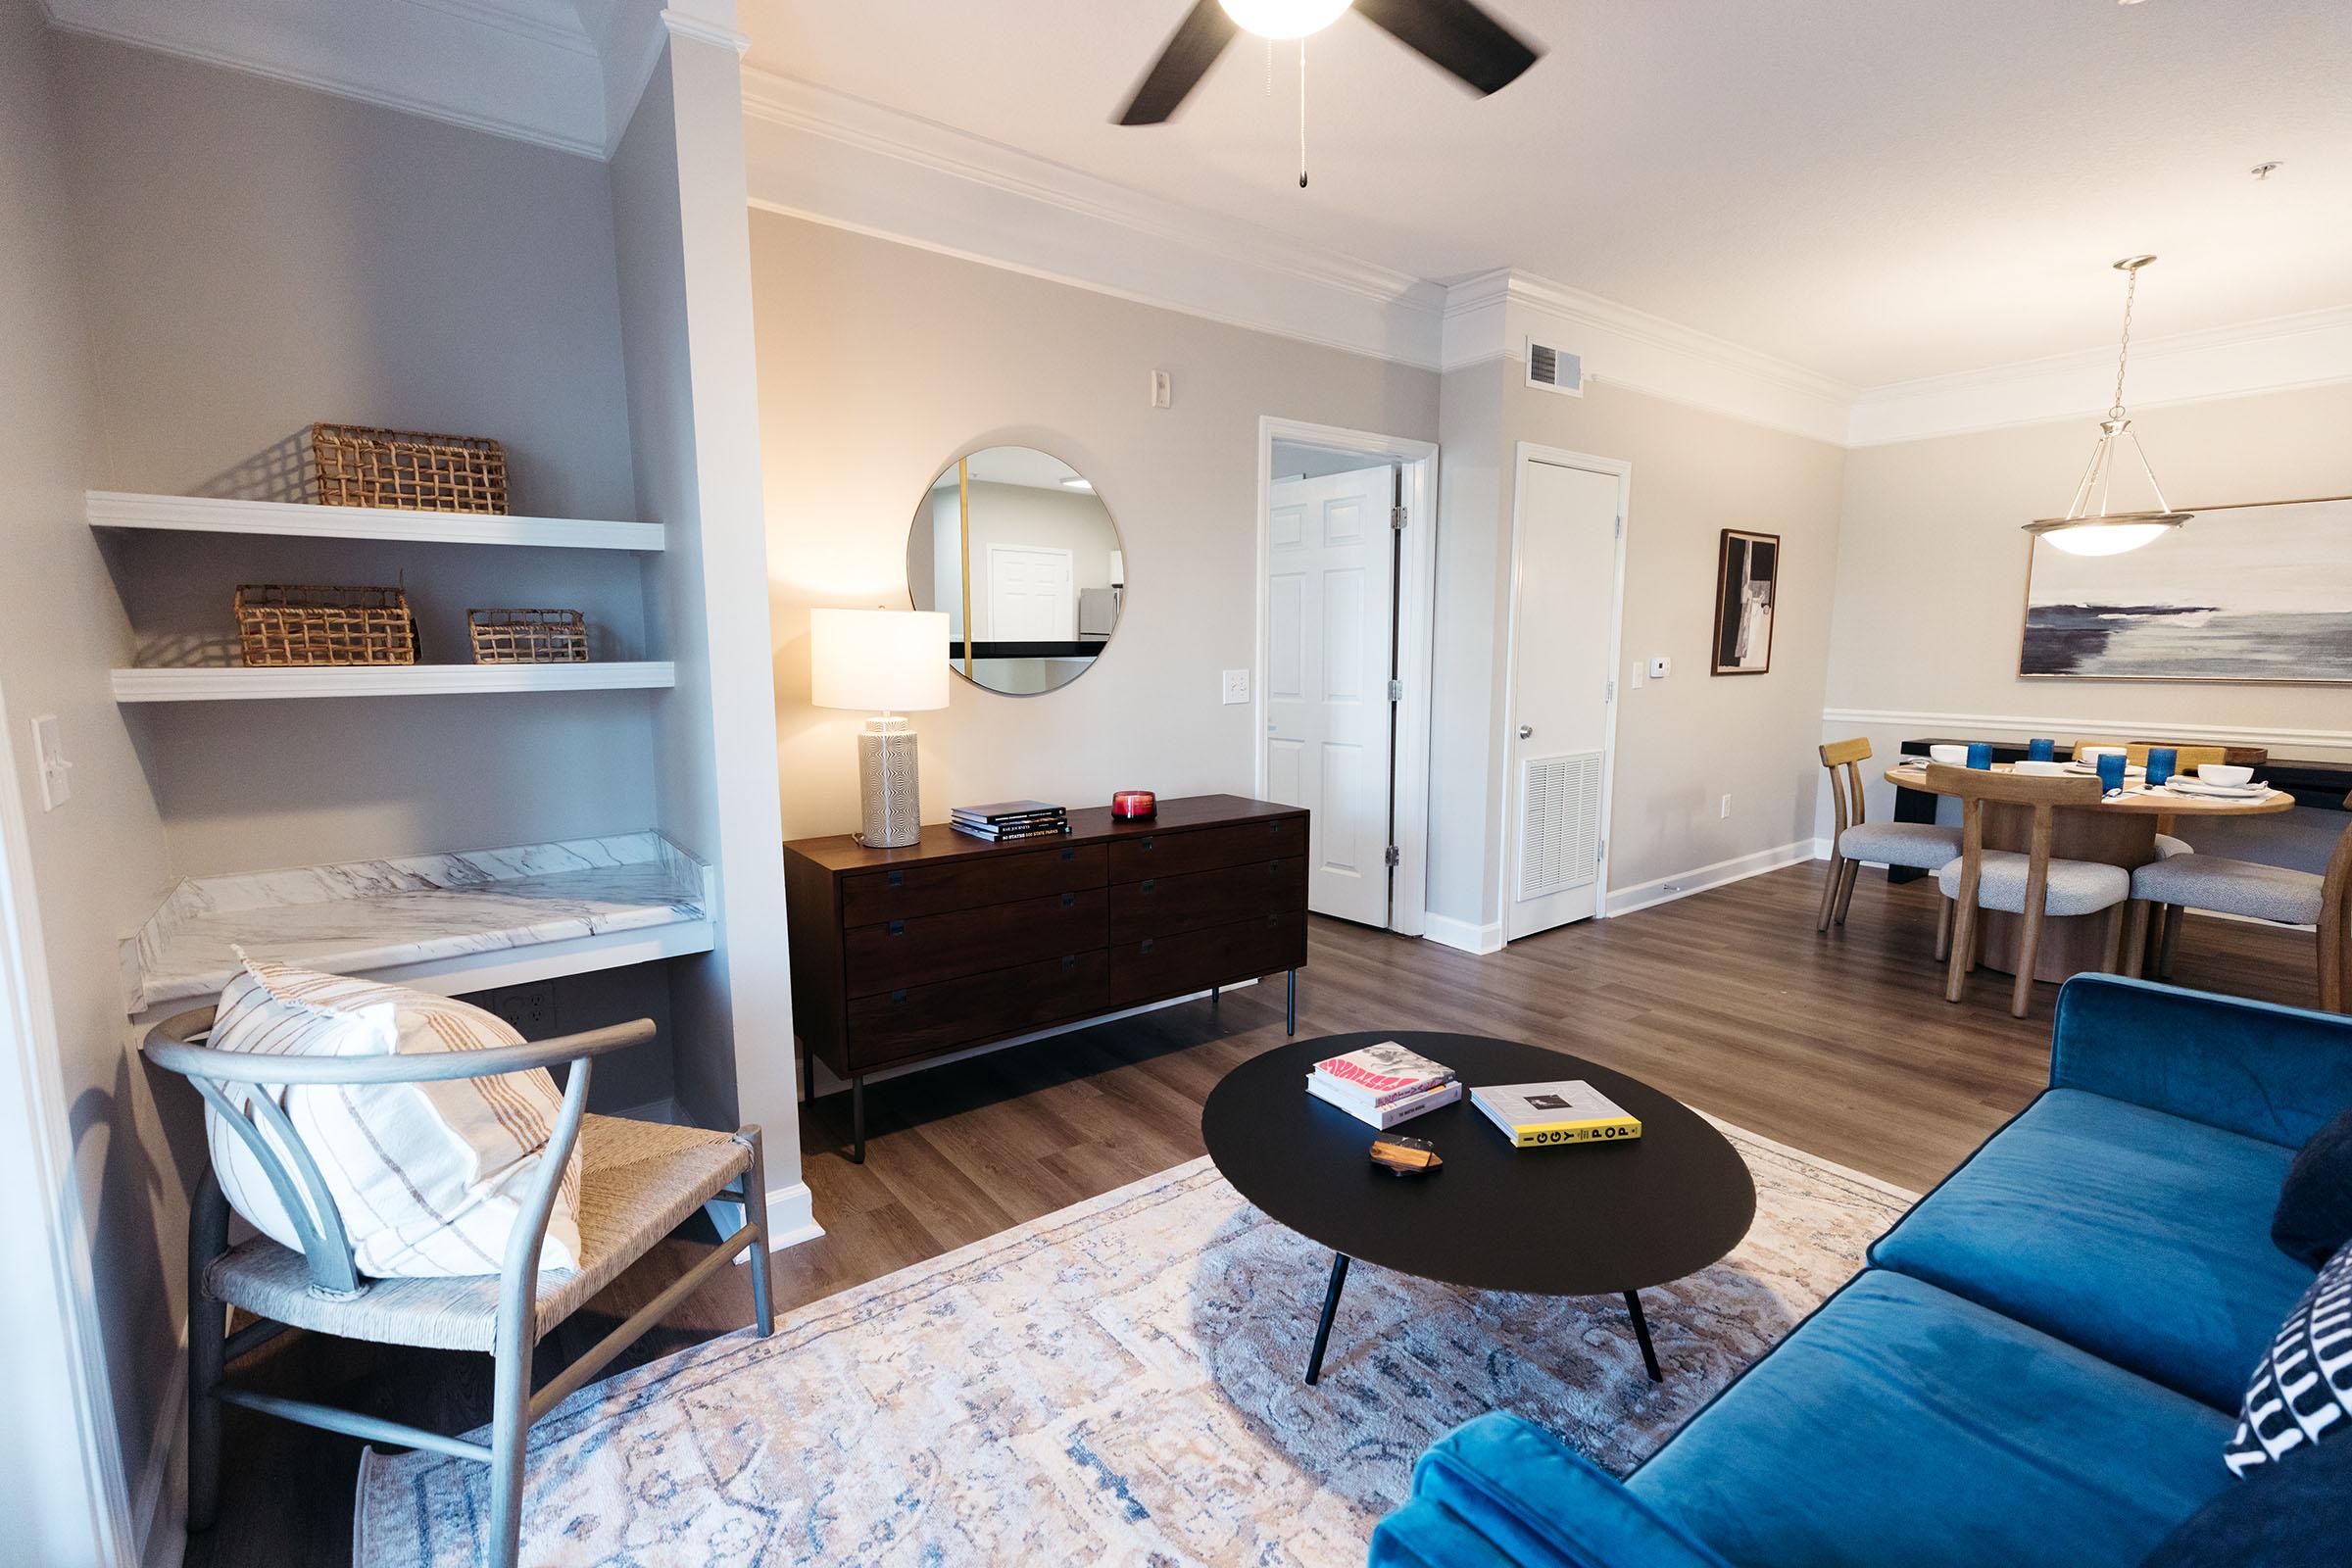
1526, 338, 1584, 397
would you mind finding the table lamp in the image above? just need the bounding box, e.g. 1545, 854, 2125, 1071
809, 609, 950, 847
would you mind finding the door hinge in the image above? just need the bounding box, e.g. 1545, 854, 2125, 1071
1384, 845, 1401, 868
1605, 679, 1615, 702
1390, 505, 1407, 531
1595, 838, 1606, 863
1615, 515, 1624, 539
1387, 678, 1402, 703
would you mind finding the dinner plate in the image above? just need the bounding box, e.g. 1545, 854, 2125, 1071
2063, 761, 2147, 779
2161, 778, 2270, 800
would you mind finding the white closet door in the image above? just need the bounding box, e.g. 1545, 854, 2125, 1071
985, 545, 1075, 642
1505, 460, 1619, 941
1265, 466, 1396, 927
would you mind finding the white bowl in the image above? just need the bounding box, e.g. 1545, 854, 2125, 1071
2198, 763, 2254, 787
2014, 760, 2068, 776
2081, 746, 2129, 762
1928, 745, 1969, 766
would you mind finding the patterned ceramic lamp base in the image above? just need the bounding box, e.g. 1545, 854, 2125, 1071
858, 717, 921, 848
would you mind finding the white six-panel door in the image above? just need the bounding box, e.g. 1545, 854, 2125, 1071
1504, 458, 1622, 941
985, 544, 1076, 641
1265, 466, 1396, 927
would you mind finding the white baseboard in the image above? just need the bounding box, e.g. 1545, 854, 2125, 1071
761, 1180, 824, 1252
1605, 838, 1826, 917
1422, 913, 1504, 955
134, 1354, 188, 1568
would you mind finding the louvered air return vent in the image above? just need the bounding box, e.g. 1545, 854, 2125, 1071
1517, 750, 1603, 901
1526, 338, 1585, 397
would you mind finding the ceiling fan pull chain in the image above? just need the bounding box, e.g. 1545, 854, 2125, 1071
1298, 40, 1309, 187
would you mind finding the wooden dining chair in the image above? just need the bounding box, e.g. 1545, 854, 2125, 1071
1817, 739, 1963, 938
1930, 763, 2132, 1017
2126, 792, 2352, 1013
2070, 741, 2228, 858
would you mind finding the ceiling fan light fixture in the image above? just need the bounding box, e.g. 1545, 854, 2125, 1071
1218, 0, 1352, 41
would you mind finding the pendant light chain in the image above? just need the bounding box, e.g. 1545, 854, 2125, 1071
2109, 264, 2139, 420
1298, 41, 1309, 187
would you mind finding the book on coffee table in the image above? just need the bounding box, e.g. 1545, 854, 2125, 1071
1471, 1080, 1642, 1149
1308, 1040, 1455, 1108
1306, 1074, 1461, 1129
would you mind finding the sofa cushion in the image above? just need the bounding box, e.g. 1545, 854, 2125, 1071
2226, 1240, 2352, 1476
1371, 1412, 1730, 1568
1870, 1088, 2310, 1409
1627, 1271, 2233, 1568
2146, 1426, 2352, 1567
2274, 1107, 2352, 1269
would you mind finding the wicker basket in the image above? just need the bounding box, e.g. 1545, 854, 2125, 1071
311, 422, 508, 514
468, 608, 588, 665
235, 585, 418, 667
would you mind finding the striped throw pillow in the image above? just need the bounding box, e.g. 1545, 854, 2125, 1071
2227, 1239, 2352, 1476
205, 957, 582, 1279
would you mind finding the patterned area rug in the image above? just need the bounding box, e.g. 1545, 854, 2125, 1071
356, 1120, 1912, 1567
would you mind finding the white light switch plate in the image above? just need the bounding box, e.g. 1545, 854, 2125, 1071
1221, 668, 1250, 705
31, 714, 70, 811
1648, 656, 1672, 679
1151, 368, 1172, 409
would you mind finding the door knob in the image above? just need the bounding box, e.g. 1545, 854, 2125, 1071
1517, 724, 1534, 739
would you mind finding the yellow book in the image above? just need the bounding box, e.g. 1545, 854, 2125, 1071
1471, 1081, 1643, 1150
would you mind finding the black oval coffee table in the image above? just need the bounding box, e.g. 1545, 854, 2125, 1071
1201, 1033, 1757, 1385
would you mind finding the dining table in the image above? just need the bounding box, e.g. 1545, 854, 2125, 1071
1884, 760, 2297, 982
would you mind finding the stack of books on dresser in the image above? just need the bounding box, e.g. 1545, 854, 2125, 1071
1306, 1040, 1460, 1128
950, 799, 1069, 843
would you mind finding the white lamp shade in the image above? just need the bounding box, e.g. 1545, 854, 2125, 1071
809, 609, 950, 712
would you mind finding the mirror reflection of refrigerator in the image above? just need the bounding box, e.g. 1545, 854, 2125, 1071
1079, 550, 1124, 642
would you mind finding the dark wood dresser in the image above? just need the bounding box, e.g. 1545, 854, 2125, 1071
784, 793, 1308, 1159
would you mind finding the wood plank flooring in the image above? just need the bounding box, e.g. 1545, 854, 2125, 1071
184, 862, 2326, 1565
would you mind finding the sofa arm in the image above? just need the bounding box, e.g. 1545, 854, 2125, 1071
2050, 975, 2352, 1148
1369, 1413, 1731, 1568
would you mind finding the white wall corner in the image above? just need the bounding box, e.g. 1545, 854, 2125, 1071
1421, 913, 1505, 956
133, 1356, 188, 1568
762, 1181, 824, 1252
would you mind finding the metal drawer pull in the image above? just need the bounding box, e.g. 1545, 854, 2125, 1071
1061, 892, 1076, 907
890, 989, 907, 1004
886, 870, 905, 887
1061, 955, 1077, 969
887, 919, 906, 936
1141, 878, 1155, 894
1267, 913, 1280, 926
1140, 938, 1154, 954
1269, 819, 1284, 834
1060, 846, 1076, 861
1140, 836, 1154, 852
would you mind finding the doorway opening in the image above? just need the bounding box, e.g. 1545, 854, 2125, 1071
1254, 416, 1439, 936
1497, 444, 1630, 942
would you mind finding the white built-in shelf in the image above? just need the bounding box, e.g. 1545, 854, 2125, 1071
87, 491, 665, 552
111, 662, 676, 703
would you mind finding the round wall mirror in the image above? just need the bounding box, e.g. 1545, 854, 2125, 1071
906, 446, 1125, 696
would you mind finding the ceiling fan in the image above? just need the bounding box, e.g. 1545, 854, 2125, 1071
1116, 0, 1543, 127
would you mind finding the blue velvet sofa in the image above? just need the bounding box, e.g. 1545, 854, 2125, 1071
1369, 976, 2352, 1568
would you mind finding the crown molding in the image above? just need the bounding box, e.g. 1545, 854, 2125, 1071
1441, 269, 1859, 446
1847, 303, 2352, 447
738, 70, 1449, 370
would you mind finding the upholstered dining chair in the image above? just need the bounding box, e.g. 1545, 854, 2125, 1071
1930, 763, 2131, 1017
2126, 792, 2352, 1013
1817, 738, 1963, 938
144, 1008, 776, 1568
2070, 741, 2228, 858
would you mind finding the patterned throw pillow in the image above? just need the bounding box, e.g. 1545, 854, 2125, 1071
205, 956, 582, 1279
2227, 1240, 2352, 1476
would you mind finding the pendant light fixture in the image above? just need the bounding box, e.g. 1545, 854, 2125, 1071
2023, 256, 2192, 557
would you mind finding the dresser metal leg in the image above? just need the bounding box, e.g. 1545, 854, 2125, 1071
1286, 969, 1297, 1036
801, 1047, 813, 1104
1305, 1251, 1350, 1385
1211, 984, 1220, 1004
851, 1075, 865, 1164
1625, 1290, 1663, 1382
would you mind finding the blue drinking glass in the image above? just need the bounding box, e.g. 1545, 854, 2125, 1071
2096, 753, 2127, 794
2145, 747, 2177, 786
2028, 737, 2056, 762
1966, 742, 1993, 770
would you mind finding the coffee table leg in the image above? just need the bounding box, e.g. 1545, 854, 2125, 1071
1305, 1252, 1350, 1385
1624, 1290, 1662, 1382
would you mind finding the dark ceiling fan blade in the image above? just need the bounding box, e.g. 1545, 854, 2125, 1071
1353, 0, 1543, 96
1115, 0, 1241, 124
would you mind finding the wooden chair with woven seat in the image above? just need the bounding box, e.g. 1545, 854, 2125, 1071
1817, 738, 1963, 941
143, 1010, 776, 1568
1932, 763, 2132, 1017
2070, 741, 2228, 859
2125, 791, 2352, 1013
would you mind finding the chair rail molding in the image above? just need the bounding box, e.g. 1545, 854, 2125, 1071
1822, 708, 2352, 760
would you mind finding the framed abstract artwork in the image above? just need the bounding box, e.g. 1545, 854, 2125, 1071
2020, 495, 2352, 684
1711, 529, 1779, 675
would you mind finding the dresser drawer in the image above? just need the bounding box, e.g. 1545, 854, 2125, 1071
841, 842, 1104, 926
847, 950, 1108, 1068
1107, 910, 1306, 1005
1109, 856, 1304, 944
845, 887, 1108, 997
1106, 814, 1303, 881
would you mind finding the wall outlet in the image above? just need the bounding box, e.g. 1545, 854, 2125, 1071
30, 714, 70, 811
1151, 368, 1172, 409
487, 982, 556, 1038
1719, 794, 1733, 819
1648, 656, 1672, 679
1221, 668, 1250, 705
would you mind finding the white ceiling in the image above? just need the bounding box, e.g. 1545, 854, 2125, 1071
738, 0, 2352, 389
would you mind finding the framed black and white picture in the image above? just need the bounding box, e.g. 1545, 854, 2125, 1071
2021, 496, 2352, 684
1711, 529, 1779, 675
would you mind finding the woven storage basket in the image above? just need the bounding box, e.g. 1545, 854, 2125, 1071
235, 585, 418, 667
468, 608, 588, 665
311, 422, 508, 514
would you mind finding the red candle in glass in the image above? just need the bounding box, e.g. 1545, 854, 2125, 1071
1110, 789, 1156, 819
